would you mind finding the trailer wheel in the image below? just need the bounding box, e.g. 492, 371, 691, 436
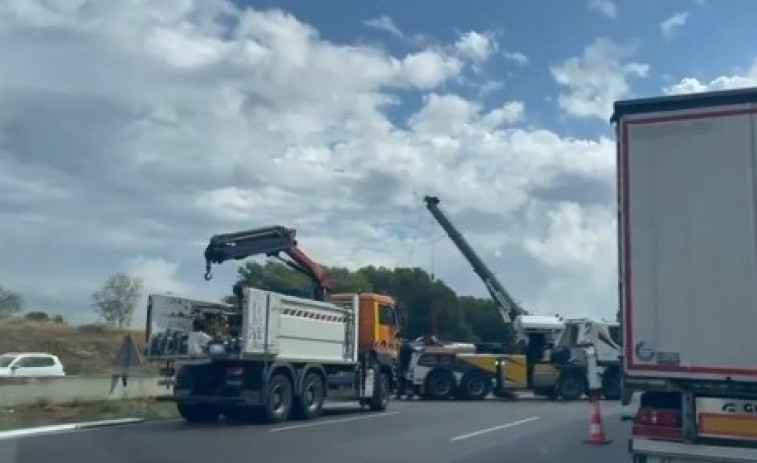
369, 366, 390, 411
176, 403, 220, 423
459, 372, 491, 400
263, 373, 293, 424
424, 369, 456, 400
293, 372, 325, 420
557, 373, 584, 401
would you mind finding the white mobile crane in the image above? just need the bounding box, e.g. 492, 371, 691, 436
422, 196, 622, 400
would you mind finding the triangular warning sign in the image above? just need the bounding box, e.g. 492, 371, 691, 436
114, 334, 143, 369
112, 334, 143, 389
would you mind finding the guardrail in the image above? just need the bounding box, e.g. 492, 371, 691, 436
0, 376, 171, 407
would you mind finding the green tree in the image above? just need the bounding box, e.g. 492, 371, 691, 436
226, 261, 515, 349
91, 272, 143, 328
0, 284, 24, 318
24, 311, 50, 322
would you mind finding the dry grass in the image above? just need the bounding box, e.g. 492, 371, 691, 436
0, 318, 155, 376
0, 398, 177, 431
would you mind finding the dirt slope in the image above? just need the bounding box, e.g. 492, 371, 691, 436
0, 318, 155, 376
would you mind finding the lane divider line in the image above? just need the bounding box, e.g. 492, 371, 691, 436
450, 416, 540, 442
0, 417, 145, 441
270, 411, 401, 432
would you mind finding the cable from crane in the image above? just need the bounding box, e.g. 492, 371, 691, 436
407, 189, 425, 267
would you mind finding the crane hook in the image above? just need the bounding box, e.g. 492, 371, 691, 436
204, 262, 213, 281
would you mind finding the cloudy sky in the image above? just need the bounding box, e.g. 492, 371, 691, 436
1, 0, 756, 325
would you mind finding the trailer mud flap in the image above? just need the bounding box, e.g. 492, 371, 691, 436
363, 369, 375, 398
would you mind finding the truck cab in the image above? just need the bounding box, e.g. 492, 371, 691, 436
329, 292, 400, 363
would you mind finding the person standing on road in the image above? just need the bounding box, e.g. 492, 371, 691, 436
396, 333, 416, 399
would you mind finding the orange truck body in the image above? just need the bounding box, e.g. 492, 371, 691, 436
328, 292, 399, 361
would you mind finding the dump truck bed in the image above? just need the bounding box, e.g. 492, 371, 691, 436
146, 289, 359, 364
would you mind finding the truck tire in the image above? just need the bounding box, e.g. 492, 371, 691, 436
369, 366, 390, 411
176, 403, 220, 423
293, 372, 325, 420
263, 373, 293, 424
602, 368, 621, 401
557, 373, 584, 401
424, 369, 456, 400
458, 372, 492, 400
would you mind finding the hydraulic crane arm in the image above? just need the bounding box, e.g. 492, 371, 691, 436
423, 196, 526, 324
203, 225, 330, 301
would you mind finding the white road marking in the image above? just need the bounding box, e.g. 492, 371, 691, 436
450, 416, 540, 442
0, 417, 144, 440
270, 411, 401, 432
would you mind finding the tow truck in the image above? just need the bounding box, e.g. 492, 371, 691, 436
407, 196, 621, 401
146, 225, 399, 424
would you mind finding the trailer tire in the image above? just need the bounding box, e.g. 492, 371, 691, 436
293, 372, 325, 420
459, 372, 491, 400
176, 403, 220, 423
369, 366, 390, 411
263, 373, 293, 424
557, 373, 584, 401
424, 369, 456, 400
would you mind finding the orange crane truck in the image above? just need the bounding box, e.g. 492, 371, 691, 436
145, 226, 400, 424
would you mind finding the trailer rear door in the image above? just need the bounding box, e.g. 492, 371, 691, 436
615, 88, 757, 381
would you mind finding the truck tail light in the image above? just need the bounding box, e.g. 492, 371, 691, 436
633, 407, 683, 442
637, 408, 680, 426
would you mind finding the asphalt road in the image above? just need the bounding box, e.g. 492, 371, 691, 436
0, 397, 632, 463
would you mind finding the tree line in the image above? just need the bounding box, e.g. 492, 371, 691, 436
225, 261, 516, 348
0, 273, 142, 328
2, 262, 516, 347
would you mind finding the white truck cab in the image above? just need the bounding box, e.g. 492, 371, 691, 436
0, 352, 66, 377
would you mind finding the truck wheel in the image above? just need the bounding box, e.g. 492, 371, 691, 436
176, 403, 220, 423
602, 369, 621, 401
459, 372, 492, 400
558, 373, 584, 401
424, 369, 455, 400
369, 367, 390, 411
263, 373, 293, 424
293, 372, 325, 420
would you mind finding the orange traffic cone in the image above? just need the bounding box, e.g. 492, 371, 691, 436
584, 396, 612, 445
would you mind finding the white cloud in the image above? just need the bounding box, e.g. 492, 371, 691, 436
364, 15, 403, 38
587, 0, 617, 18
660, 12, 689, 39
503, 50, 529, 67
0, 0, 620, 326
664, 59, 757, 94
551, 38, 649, 120
125, 256, 193, 296
454, 31, 497, 63
125, 255, 199, 323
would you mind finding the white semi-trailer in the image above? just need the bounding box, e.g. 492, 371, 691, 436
614, 86, 757, 462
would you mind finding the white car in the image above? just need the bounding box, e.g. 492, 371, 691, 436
0, 352, 66, 377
